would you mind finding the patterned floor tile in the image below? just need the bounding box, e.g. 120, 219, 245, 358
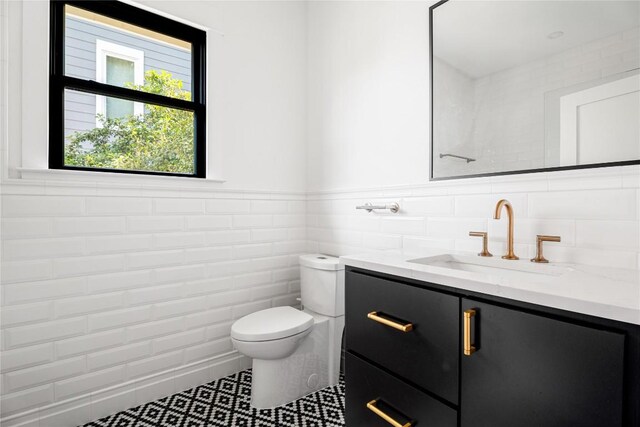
81, 370, 345, 427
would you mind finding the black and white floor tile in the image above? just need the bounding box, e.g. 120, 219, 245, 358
82, 370, 345, 427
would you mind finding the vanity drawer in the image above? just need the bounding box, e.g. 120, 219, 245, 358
346, 271, 459, 404
346, 353, 457, 427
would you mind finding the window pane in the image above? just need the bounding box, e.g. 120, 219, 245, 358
106, 56, 134, 86
106, 97, 134, 119
64, 89, 195, 175
64, 5, 192, 100
105, 57, 135, 119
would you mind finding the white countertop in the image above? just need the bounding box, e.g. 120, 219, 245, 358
340, 249, 640, 326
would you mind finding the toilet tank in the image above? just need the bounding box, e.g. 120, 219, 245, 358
299, 254, 345, 317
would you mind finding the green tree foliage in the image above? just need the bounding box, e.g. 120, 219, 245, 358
65, 70, 194, 174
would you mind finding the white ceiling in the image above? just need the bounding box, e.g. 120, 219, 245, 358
433, 0, 640, 79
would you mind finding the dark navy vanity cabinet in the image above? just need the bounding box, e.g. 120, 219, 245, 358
345, 267, 640, 427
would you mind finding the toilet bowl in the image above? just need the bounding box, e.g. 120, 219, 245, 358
231, 254, 345, 408
231, 306, 314, 360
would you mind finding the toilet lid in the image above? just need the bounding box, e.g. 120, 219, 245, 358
231, 306, 314, 342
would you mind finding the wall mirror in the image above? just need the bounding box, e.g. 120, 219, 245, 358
430, 0, 640, 180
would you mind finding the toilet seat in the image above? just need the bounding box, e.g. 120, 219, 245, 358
231, 306, 314, 342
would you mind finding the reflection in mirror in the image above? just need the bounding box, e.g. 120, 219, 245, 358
431, 1, 640, 180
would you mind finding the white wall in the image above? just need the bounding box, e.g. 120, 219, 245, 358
305, 1, 640, 270
1, 1, 308, 426
306, 1, 431, 192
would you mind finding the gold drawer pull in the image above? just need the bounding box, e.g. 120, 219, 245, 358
367, 311, 413, 332
367, 399, 413, 427
464, 309, 476, 356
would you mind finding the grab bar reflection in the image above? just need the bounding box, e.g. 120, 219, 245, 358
439, 153, 476, 163
355, 202, 400, 213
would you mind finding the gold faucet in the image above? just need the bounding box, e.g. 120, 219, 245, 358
469, 231, 492, 257
531, 235, 561, 263
493, 199, 519, 260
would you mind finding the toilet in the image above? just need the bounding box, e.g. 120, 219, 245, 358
230, 254, 345, 408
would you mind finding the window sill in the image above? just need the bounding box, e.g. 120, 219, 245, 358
17, 167, 226, 186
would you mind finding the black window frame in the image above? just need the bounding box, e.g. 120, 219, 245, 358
49, 0, 207, 178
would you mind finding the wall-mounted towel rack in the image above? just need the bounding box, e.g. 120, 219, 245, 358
356, 202, 400, 213
439, 153, 476, 163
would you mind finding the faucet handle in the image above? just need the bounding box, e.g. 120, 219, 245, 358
469, 231, 492, 257
531, 235, 561, 263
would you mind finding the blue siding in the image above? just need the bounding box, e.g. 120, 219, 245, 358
64, 16, 192, 138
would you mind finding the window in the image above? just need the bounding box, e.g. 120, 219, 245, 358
50, 1, 206, 177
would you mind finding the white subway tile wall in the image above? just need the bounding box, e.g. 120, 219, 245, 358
306, 168, 640, 271
0, 186, 306, 425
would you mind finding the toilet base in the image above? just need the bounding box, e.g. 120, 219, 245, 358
251, 354, 326, 408
249, 314, 343, 408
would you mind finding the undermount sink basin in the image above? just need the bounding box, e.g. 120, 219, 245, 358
408, 254, 572, 282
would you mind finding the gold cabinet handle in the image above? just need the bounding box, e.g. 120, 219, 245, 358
366, 399, 413, 427
367, 312, 413, 332
464, 309, 476, 356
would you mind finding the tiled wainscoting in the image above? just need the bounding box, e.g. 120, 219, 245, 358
0, 179, 306, 427
307, 167, 640, 270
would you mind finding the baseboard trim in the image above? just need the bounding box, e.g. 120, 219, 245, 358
1, 351, 251, 427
